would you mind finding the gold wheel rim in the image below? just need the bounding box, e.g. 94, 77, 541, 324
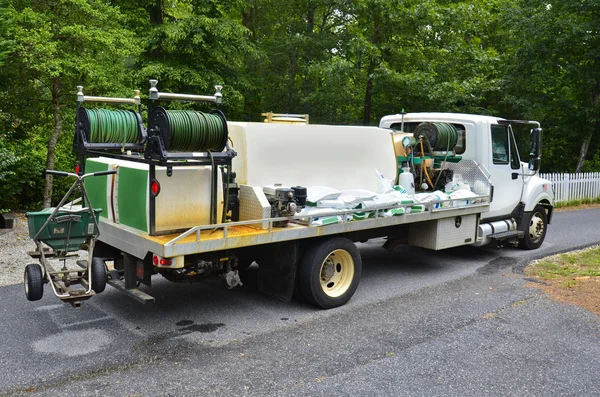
319, 249, 354, 298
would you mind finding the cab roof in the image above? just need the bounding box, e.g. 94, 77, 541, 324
379, 112, 504, 129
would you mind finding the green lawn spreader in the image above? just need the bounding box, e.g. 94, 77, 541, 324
24, 169, 115, 307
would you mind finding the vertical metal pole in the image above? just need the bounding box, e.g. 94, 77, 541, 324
148, 79, 158, 113
211, 162, 218, 224
149, 164, 156, 235
214, 85, 223, 111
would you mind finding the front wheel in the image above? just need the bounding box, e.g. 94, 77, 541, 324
519, 204, 548, 250
24, 264, 44, 301
297, 237, 362, 309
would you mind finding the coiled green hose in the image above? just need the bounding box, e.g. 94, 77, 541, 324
82, 108, 139, 144
414, 122, 458, 151
149, 108, 227, 152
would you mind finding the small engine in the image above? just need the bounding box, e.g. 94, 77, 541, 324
263, 185, 307, 226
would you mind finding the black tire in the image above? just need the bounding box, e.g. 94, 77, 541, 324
236, 257, 255, 273
237, 259, 257, 287
297, 237, 362, 309
519, 204, 548, 250
24, 264, 44, 301
91, 257, 107, 293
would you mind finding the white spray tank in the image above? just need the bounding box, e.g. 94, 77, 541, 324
399, 161, 415, 196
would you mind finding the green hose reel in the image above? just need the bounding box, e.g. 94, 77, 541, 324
414, 122, 458, 151
78, 107, 142, 144
147, 107, 228, 152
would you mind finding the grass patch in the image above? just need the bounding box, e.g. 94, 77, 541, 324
554, 197, 600, 209
526, 245, 600, 280
525, 245, 600, 315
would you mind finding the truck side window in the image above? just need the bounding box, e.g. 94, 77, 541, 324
491, 125, 509, 164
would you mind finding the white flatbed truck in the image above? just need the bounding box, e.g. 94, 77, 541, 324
96, 159, 492, 309
23, 83, 554, 309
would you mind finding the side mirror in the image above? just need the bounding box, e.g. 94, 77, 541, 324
528, 128, 542, 171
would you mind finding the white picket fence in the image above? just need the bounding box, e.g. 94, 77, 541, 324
540, 172, 600, 203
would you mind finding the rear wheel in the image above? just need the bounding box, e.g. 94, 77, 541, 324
24, 264, 44, 301
91, 257, 107, 293
519, 205, 547, 250
297, 237, 362, 309
235, 251, 256, 285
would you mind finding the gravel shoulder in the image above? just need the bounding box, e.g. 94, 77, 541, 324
0, 212, 90, 288
0, 213, 36, 287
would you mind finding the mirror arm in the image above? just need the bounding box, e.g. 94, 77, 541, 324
513, 170, 538, 178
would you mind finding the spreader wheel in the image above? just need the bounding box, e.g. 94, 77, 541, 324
24, 264, 44, 301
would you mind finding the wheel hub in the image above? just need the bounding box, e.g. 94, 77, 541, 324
319, 250, 354, 298
321, 260, 336, 281
528, 212, 545, 242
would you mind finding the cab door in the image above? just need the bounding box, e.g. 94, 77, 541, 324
484, 123, 524, 220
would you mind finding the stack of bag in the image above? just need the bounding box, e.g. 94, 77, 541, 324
297, 170, 479, 226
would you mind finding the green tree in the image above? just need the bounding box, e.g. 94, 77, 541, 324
1, 0, 138, 207
240, 0, 350, 122
311, 0, 509, 124
0, 10, 8, 66
118, 0, 252, 118
503, 0, 600, 172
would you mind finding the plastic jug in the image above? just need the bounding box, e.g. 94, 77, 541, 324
399, 162, 415, 196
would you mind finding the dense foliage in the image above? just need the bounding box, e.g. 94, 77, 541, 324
0, 0, 598, 210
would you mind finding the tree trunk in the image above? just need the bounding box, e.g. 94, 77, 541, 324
363, 75, 374, 125
303, 6, 315, 115
149, 0, 163, 25
43, 78, 62, 207
287, 49, 297, 112
149, 0, 164, 59
362, 9, 380, 126
575, 131, 592, 173
242, 4, 256, 37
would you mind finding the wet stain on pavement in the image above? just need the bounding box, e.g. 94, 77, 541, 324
180, 323, 225, 334
176, 320, 225, 334
32, 329, 111, 357
477, 256, 518, 275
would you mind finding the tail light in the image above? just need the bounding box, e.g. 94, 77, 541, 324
153, 254, 172, 267
151, 179, 160, 196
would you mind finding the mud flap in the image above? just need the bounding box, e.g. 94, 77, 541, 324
107, 253, 155, 303
124, 253, 139, 290
257, 241, 299, 302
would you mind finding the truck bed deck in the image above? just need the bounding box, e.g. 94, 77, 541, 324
98, 199, 490, 259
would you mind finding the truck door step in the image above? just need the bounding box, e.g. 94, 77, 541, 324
489, 230, 524, 240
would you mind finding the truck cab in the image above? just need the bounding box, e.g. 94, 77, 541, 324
379, 112, 554, 249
